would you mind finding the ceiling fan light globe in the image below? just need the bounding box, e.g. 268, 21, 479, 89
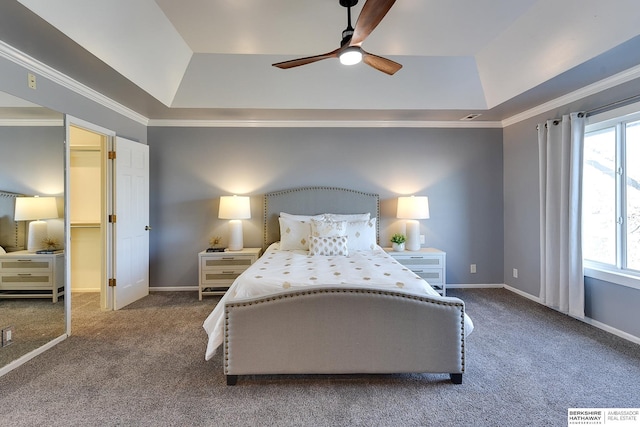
339, 48, 362, 66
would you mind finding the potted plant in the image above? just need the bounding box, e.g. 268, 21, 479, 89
390, 233, 406, 252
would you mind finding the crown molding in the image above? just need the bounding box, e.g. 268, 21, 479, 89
0, 41, 148, 126
502, 64, 640, 127
4, 40, 640, 130
147, 119, 503, 128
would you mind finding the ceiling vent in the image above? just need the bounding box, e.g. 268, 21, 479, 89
460, 113, 482, 121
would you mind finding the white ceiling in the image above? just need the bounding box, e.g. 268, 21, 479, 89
13, 0, 640, 120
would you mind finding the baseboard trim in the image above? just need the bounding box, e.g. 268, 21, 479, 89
149, 286, 198, 292
500, 284, 640, 345
448, 283, 504, 289
581, 316, 640, 345
0, 334, 67, 378
503, 284, 543, 303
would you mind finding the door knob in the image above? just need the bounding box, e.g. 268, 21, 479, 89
145, 225, 152, 231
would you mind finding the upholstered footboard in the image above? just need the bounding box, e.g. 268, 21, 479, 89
224, 287, 466, 385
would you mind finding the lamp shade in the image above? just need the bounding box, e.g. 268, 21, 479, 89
218, 195, 251, 219
14, 196, 59, 252
14, 196, 58, 221
396, 196, 430, 220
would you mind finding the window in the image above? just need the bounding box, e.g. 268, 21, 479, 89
583, 108, 640, 287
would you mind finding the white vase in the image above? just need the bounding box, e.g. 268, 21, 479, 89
392, 242, 405, 252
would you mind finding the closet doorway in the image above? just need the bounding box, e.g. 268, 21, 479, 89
68, 123, 109, 311
66, 116, 150, 334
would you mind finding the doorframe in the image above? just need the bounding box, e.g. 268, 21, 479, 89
64, 115, 116, 335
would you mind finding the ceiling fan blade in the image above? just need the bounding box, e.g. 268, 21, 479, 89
272, 49, 340, 69
362, 50, 402, 75
350, 0, 397, 46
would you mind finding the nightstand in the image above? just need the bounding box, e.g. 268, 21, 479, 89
0, 250, 65, 302
198, 248, 261, 300
384, 247, 446, 296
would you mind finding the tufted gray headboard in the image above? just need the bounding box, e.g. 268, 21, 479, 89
0, 190, 26, 251
263, 187, 380, 248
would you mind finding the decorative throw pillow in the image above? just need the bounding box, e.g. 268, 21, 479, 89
279, 217, 311, 250
346, 218, 377, 251
311, 218, 347, 237
308, 235, 349, 256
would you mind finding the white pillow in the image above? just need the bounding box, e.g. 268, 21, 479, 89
311, 218, 347, 237
0, 246, 5, 254
279, 217, 312, 251
324, 213, 370, 222
346, 218, 377, 252
309, 235, 349, 256
280, 212, 324, 221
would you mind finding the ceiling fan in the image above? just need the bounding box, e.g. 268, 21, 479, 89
272, 0, 402, 75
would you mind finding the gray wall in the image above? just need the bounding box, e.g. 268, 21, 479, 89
147, 126, 504, 288
0, 126, 64, 196
0, 56, 147, 144
503, 78, 640, 339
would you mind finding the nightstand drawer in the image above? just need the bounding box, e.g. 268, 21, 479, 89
412, 269, 444, 284
201, 268, 247, 283
393, 256, 443, 269
1, 273, 53, 290
201, 256, 254, 269
0, 258, 53, 272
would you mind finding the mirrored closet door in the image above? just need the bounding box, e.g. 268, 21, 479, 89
0, 90, 65, 371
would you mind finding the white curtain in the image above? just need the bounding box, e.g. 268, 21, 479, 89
538, 112, 585, 318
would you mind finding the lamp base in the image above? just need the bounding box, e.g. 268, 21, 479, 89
227, 219, 244, 251
405, 220, 421, 251
27, 220, 48, 253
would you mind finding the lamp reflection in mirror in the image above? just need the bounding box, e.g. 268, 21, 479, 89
396, 196, 430, 251
14, 196, 59, 252
218, 195, 251, 251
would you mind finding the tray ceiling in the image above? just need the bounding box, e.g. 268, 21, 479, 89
9, 0, 640, 122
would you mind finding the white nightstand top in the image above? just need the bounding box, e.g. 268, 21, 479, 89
199, 247, 261, 256
383, 247, 444, 255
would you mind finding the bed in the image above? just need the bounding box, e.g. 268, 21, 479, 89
202, 187, 473, 385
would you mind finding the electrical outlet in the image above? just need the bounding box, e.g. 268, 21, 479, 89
2, 326, 14, 347
28, 73, 37, 89
513, 268, 518, 278
470, 264, 476, 274
419, 234, 425, 244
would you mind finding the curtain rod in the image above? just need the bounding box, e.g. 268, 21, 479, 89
585, 93, 640, 117
537, 93, 640, 129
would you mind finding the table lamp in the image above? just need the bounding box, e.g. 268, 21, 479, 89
396, 196, 430, 251
14, 196, 59, 252
218, 195, 251, 251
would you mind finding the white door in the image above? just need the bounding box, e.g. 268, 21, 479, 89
113, 136, 149, 310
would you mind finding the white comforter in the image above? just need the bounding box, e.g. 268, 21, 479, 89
203, 243, 474, 360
